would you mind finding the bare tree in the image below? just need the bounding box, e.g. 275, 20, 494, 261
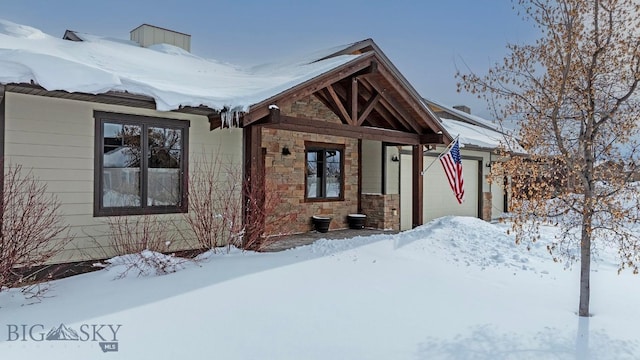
0, 163, 73, 294
459, 0, 640, 317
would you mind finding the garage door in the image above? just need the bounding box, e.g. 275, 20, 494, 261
423, 156, 479, 222
400, 154, 480, 230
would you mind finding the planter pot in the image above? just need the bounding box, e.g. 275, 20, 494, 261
347, 214, 367, 229
312, 216, 332, 233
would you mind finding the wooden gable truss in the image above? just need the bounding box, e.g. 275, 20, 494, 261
219, 50, 452, 240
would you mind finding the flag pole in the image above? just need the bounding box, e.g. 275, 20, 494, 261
420, 135, 460, 176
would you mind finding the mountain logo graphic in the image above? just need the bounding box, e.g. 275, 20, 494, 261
45, 324, 80, 341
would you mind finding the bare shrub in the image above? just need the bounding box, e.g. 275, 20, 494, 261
242, 168, 295, 251
101, 215, 184, 277
102, 250, 187, 279
0, 163, 74, 294
105, 215, 175, 255
182, 152, 243, 251
184, 150, 293, 252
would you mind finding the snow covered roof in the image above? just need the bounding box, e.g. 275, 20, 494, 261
437, 114, 525, 153
0, 19, 363, 113
439, 118, 504, 149
421, 97, 524, 153
423, 97, 501, 132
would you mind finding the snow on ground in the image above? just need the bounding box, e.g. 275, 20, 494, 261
0, 216, 639, 359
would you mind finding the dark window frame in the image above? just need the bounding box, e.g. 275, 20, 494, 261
304, 141, 345, 202
93, 111, 189, 216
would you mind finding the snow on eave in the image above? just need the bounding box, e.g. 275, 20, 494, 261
440, 117, 526, 154
0, 19, 362, 116
246, 52, 375, 113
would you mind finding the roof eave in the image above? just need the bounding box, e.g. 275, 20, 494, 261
311, 39, 452, 143
244, 52, 379, 125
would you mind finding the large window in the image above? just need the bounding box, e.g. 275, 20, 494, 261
305, 142, 344, 201
94, 111, 189, 216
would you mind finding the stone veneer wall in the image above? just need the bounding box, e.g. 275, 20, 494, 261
360, 194, 400, 231
261, 96, 359, 236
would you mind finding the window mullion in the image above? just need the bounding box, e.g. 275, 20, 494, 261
321, 150, 327, 198
140, 124, 148, 209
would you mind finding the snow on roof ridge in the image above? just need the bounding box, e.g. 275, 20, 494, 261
64, 30, 141, 47
0, 19, 363, 113
0, 19, 49, 40
424, 97, 501, 132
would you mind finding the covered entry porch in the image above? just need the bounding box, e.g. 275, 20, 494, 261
229, 41, 451, 239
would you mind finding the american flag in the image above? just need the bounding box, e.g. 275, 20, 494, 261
439, 138, 464, 204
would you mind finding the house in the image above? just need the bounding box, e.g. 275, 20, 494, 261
395, 98, 516, 228
0, 20, 455, 263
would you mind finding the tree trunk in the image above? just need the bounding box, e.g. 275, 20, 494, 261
579, 204, 592, 317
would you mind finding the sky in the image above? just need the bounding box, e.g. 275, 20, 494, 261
2, 0, 539, 119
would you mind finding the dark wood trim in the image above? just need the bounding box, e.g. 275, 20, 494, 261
244, 54, 378, 125
478, 160, 483, 219
305, 141, 343, 149
244, 56, 447, 143
304, 141, 346, 202
248, 127, 263, 184
351, 77, 358, 124
363, 78, 422, 134
503, 177, 509, 212
0, 85, 5, 224
373, 59, 444, 135
242, 127, 251, 233
419, 133, 444, 144
362, 79, 418, 132
357, 91, 380, 126
6, 84, 219, 118
181, 126, 190, 213
269, 107, 281, 124
357, 139, 362, 213
264, 114, 428, 145
209, 113, 222, 130
314, 90, 343, 122
242, 125, 264, 245
93, 111, 190, 217
381, 143, 387, 195
312, 39, 449, 140
7, 84, 158, 110
93, 112, 102, 217
412, 145, 424, 228
327, 85, 351, 124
